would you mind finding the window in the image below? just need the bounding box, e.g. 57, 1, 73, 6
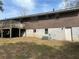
61, 28, 63, 30
45, 29, 48, 34
33, 29, 36, 33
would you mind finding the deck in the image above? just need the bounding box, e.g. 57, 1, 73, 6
0, 20, 26, 38
0, 20, 25, 29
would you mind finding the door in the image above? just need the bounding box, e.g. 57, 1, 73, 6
48, 28, 65, 40
65, 28, 72, 41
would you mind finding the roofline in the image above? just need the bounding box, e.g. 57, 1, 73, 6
1, 7, 79, 20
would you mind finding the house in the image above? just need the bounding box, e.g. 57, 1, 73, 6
0, 7, 79, 41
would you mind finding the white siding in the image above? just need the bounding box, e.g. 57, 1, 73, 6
24, 28, 65, 40
65, 28, 72, 41
72, 27, 79, 41
26, 29, 34, 37
23, 27, 79, 42
48, 28, 65, 40
26, 29, 45, 38
34, 29, 45, 38
23, 30, 27, 37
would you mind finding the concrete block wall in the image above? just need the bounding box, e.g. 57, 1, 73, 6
23, 28, 65, 40
23, 27, 79, 41
25, 29, 45, 38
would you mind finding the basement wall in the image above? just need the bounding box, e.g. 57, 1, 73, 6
22, 27, 79, 42
72, 27, 79, 42
48, 28, 65, 40
23, 28, 66, 40
24, 29, 45, 38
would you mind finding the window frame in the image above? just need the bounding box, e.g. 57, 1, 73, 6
45, 28, 48, 34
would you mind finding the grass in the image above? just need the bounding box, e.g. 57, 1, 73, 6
0, 42, 53, 59
0, 42, 79, 59
0, 37, 67, 47
0, 37, 78, 59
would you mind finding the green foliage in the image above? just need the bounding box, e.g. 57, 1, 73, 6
0, 0, 3, 12
68, 0, 79, 8
75, 1, 79, 7
63, 0, 79, 8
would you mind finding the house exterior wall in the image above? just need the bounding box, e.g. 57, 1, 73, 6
1, 9, 79, 41
48, 28, 65, 40
21, 11, 79, 41
25, 29, 34, 37
21, 10, 79, 42
23, 28, 66, 41
65, 28, 72, 41
72, 27, 79, 41
25, 29, 45, 38
23, 27, 79, 42
34, 29, 45, 38
23, 11, 79, 29
24, 16, 79, 29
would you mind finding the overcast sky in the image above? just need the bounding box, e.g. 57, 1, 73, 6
0, 0, 73, 19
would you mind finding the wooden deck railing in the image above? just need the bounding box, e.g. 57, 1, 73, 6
0, 20, 25, 29
0, 23, 25, 29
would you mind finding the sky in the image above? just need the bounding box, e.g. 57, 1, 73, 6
0, 0, 74, 19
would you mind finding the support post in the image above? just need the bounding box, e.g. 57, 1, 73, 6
1, 29, 3, 38
46, 15, 49, 19
71, 28, 73, 42
10, 28, 12, 38
19, 28, 21, 37
25, 29, 26, 37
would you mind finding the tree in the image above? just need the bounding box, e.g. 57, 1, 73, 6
0, 0, 3, 12
66, 0, 79, 8
62, 0, 79, 9
20, 8, 28, 16
75, 0, 79, 7
64, 0, 68, 8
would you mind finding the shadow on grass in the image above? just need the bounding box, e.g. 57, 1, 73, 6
0, 42, 79, 59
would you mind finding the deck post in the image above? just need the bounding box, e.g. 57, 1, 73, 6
10, 23, 12, 38
71, 28, 73, 42
25, 29, 26, 37
19, 28, 21, 37
1, 29, 3, 38
46, 15, 49, 19
10, 28, 12, 38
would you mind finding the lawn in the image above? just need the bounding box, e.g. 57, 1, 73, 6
0, 37, 67, 47
0, 37, 78, 59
